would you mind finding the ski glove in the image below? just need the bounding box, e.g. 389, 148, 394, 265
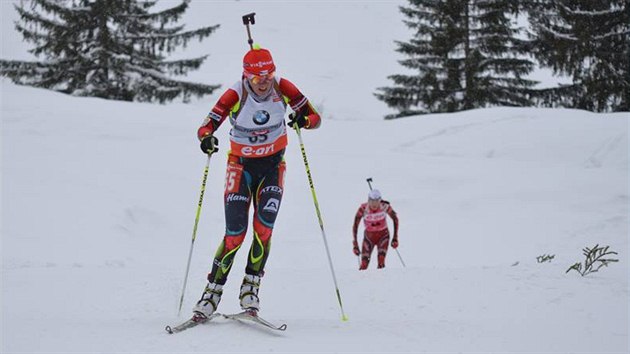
353, 240, 360, 256
288, 112, 309, 129
200, 135, 219, 154
391, 238, 398, 249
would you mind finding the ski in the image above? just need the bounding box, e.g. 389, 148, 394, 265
165, 312, 220, 334
222, 310, 287, 331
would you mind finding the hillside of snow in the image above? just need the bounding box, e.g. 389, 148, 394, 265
2, 81, 628, 353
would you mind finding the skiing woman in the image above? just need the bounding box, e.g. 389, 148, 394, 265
352, 189, 399, 270
192, 45, 321, 319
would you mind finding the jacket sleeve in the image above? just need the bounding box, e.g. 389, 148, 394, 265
278, 78, 321, 129
386, 204, 399, 238
352, 205, 365, 241
197, 88, 240, 140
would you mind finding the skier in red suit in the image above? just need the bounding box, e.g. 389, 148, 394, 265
352, 189, 399, 270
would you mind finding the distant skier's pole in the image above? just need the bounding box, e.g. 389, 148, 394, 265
365, 177, 406, 268
178, 152, 214, 316
293, 125, 348, 322
242, 13, 256, 49
394, 248, 406, 267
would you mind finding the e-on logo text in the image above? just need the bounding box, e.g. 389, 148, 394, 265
241, 144, 275, 156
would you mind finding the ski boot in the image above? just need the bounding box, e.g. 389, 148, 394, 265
193, 283, 223, 319
239, 274, 261, 312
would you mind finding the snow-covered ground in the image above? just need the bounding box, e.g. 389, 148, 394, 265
2, 81, 628, 353
1, 1, 629, 353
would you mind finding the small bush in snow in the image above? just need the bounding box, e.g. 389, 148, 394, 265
566, 245, 618, 276
536, 254, 555, 263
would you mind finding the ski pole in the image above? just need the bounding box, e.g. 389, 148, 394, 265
365, 178, 406, 268
394, 248, 406, 267
177, 152, 214, 316
354, 234, 361, 267
293, 125, 348, 322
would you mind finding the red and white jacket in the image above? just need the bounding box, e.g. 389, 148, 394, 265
198, 77, 320, 158
353, 201, 399, 239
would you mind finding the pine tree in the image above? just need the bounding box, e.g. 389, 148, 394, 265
0, 0, 220, 103
465, 0, 537, 109
374, 0, 463, 117
527, 0, 629, 112
375, 0, 537, 118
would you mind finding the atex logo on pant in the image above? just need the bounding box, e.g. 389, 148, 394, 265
261, 186, 282, 194
263, 198, 280, 213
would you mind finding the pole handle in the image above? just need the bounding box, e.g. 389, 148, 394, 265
242, 12, 256, 25
242, 13, 256, 50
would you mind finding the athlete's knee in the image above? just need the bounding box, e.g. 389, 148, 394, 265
360, 255, 370, 270
225, 194, 250, 234
224, 233, 246, 250
257, 185, 283, 225
253, 218, 273, 243
377, 253, 386, 268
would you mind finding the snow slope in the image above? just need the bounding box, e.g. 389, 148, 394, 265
2, 81, 628, 353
